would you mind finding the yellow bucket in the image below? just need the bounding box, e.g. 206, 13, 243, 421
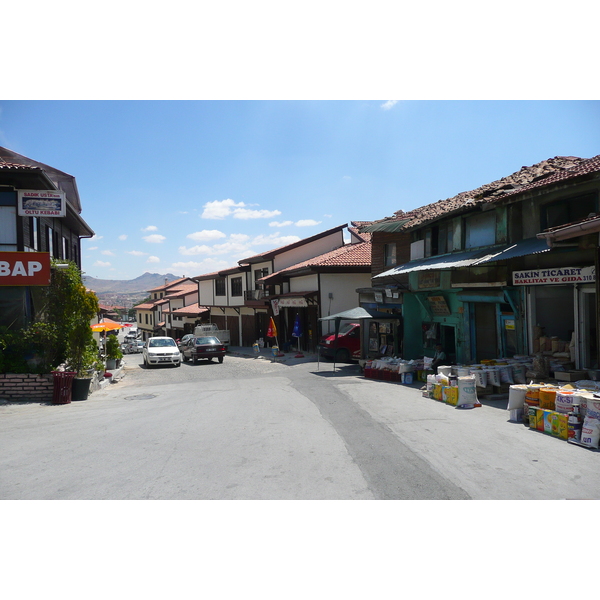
539, 387, 557, 410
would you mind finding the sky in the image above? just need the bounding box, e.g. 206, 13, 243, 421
5, 4, 600, 593
1, 100, 599, 281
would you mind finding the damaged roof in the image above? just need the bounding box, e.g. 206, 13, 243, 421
362, 155, 599, 233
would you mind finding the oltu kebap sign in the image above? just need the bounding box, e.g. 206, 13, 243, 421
18, 190, 66, 217
513, 266, 595, 286
0, 252, 51, 286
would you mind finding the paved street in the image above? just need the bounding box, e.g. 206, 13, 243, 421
1, 349, 599, 500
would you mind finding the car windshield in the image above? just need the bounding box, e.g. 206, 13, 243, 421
338, 323, 358, 335
196, 337, 219, 345
149, 338, 176, 347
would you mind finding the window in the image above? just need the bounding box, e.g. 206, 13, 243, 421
30, 217, 39, 251
46, 226, 54, 255
254, 268, 269, 285
215, 278, 226, 296
465, 211, 496, 248
231, 276, 243, 297
542, 193, 597, 230
384, 243, 396, 267
62, 237, 69, 259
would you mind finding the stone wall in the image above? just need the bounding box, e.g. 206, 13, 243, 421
0, 373, 54, 402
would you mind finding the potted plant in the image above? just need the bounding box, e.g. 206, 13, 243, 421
105, 334, 123, 370
69, 340, 99, 401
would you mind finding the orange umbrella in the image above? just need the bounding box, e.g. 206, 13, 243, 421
91, 319, 123, 332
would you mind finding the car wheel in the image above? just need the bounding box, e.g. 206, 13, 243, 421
218, 356, 224, 363
335, 348, 350, 362
193, 356, 198, 365
207, 357, 213, 362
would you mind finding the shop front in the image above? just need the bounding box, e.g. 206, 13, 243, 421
515, 266, 597, 371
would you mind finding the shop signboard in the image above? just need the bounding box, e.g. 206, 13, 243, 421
18, 190, 66, 217
418, 271, 440, 289
0, 251, 51, 286
277, 297, 308, 308
513, 266, 595, 286
427, 295, 451, 316
270, 298, 280, 316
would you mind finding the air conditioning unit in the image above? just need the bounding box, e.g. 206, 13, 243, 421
410, 239, 425, 260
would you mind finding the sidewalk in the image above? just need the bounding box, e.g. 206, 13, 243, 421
228, 345, 320, 366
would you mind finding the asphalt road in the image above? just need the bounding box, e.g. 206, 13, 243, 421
1, 350, 598, 500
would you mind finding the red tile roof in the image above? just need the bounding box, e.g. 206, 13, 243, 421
171, 303, 209, 316
261, 241, 371, 282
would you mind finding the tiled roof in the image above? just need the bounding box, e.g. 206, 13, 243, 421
364, 155, 598, 232
165, 283, 198, 298
172, 303, 209, 316
0, 160, 42, 170
261, 241, 371, 282
147, 277, 193, 292
134, 303, 156, 310
349, 221, 372, 243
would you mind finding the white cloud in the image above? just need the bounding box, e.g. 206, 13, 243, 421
201, 199, 246, 219
187, 229, 227, 242
94, 260, 111, 267
101, 250, 115, 256
233, 208, 282, 220
88, 246, 98, 251
201, 199, 281, 220
118, 235, 127, 241
178, 244, 213, 256
143, 234, 166, 243
142, 225, 158, 232
381, 100, 398, 110
126, 250, 147, 256
323, 214, 332, 218
295, 219, 322, 227
147, 256, 160, 263
269, 220, 293, 227
89, 235, 103, 241
171, 259, 231, 277
251, 233, 300, 247
229, 233, 250, 243
342, 176, 352, 180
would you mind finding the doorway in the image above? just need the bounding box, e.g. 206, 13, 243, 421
473, 303, 498, 361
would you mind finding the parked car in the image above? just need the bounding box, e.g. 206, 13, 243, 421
176, 333, 195, 351
135, 340, 144, 353
143, 336, 181, 368
181, 336, 226, 364
317, 322, 361, 362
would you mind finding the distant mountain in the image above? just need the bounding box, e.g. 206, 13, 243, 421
83, 272, 181, 294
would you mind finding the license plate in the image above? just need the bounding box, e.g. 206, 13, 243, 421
207, 348, 215, 352
159, 358, 170, 361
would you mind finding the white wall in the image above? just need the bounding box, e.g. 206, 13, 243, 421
198, 280, 215, 306
289, 274, 318, 293
273, 232, 344, 271
319, 272, 371, 333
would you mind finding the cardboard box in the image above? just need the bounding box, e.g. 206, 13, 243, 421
554, 371, 589, 382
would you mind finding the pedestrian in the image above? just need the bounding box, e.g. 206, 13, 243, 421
431, 344, 446, 370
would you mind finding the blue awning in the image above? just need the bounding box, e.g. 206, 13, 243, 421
374, 237, 551, 278
471, 237, 551, 265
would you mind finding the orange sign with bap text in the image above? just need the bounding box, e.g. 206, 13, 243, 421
0, 252, 51, 286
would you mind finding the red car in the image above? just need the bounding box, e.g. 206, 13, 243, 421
317, 323, 361, 362
181, 336, 226, 364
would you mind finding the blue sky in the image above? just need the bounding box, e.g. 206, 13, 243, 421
1, 100, 599, 280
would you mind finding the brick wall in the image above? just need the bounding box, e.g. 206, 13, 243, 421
0, 373, 54, 402
371, 231, 412, 279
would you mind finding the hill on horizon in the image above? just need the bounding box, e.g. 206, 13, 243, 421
83, 272, 181, 294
